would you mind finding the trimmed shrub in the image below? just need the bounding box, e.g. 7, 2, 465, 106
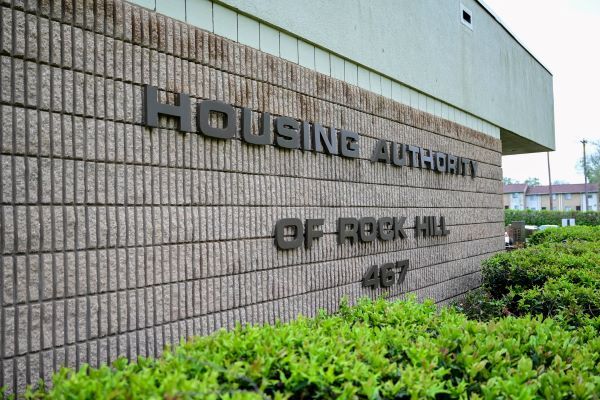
504, 209, 600, 226
459, 227, 600, 329
529, 225, 600, 245
24, 298, 600, 399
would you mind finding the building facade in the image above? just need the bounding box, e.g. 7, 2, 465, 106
503, 183, 528, 210
504, 184, 599, 211
1, 0, 554, 393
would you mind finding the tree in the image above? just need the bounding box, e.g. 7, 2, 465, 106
577, 141, 600, 185
524, 177, 540, 186
503, 177, 519, 185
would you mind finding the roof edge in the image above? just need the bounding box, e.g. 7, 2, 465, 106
475, 0, 552, 76
504, 184, 600, 195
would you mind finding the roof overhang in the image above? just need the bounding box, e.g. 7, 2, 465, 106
501, 129, 553, 155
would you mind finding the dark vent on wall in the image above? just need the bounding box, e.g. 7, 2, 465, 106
460, 4, 473, 30
462, 10, 471, 24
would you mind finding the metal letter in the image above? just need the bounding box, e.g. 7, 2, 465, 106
435, 152, 447, 173
197, 100, 237, 139
274, 218, 304, 250
378, 217, 394, 241
420, 147, 434, 170
429, 215, 435, 236
380, 263, 396, 288
339, 130, 360, 158
447, 155, 458, 174
394, 217, 408, 239
470, 160, 478, 178
461, 158, 470, 176
337, 218, 359, 244
391, 142, 406, 167
359, 217, 378, 242
432, 216, 443, 236
143, 85, 192, 132
305, 218, 325, 249
407, 145, 421, 167
440, 216, 450, 236
396, 260, 409, 285
301, 121, 312, 150
313, 124, 339, 155
415, 216, 429, 238
362, 265, 380, 288
371, 139, 390, 163
241, 107, 272, 145
275, 116, 301, 149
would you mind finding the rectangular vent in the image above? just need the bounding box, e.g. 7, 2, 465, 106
463, 10, 471, 24
460, 4, 473, 30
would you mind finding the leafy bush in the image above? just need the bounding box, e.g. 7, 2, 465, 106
529, 225, 600, 245
24, 298, 600, 399
504, 209, 600, 226
460, 227, 600, 329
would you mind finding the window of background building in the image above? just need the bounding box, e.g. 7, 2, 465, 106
576, 206, 581, 211
512, 193, 519, 199
565, 193, 572, 200
565, 206, 572, 211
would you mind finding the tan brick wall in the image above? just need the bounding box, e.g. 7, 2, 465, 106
0, 0, 504, 393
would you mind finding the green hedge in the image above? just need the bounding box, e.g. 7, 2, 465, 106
504, 209, 600, 226
23, 298, 600, 399
460, 226, 600, 329
529, 225, 600, 245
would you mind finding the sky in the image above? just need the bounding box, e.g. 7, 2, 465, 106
483, 0, 600, 184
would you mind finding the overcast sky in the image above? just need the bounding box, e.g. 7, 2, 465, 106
483, 0, 600, 184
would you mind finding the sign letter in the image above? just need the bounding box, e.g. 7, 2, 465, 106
143, 85, 192, 132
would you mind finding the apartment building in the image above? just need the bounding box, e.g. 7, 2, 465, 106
504, 184, 599, 211
503, 184, 528, 210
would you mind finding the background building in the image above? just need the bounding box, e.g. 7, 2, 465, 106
1, 0, 554, 394
504, 184, 599, 211
503, 184, 528, 210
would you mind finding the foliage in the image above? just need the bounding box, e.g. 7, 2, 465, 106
23, 297, 600, 399
459, 227, 600, 330
505, 209, 600, 226
523, 177, 540, 186
502, 177, 541, 186
529, 225, 600, 245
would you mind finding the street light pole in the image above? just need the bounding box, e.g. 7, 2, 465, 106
582, 139, 589, 211
547, 152, 553, 210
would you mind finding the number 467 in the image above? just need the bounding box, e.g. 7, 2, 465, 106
362, 260, 409, 289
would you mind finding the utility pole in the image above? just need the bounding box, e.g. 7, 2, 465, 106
547, 152, 553, 210
582, 139, 589, 211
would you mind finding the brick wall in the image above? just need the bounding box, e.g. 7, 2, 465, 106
0, 0, 504, 393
